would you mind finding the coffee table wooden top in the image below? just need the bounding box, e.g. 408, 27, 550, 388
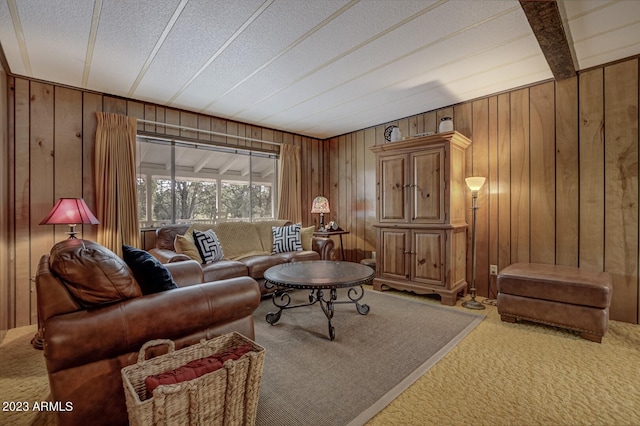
264, 260, 375, 289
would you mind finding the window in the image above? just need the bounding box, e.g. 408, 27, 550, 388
136, 137, 278, 228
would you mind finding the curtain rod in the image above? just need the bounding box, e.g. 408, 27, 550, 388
137, 119, 281, 146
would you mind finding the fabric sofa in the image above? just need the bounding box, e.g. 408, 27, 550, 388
35, 239, 261, 426
150, 220, 334, 295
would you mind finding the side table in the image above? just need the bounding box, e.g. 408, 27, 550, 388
313, 229, 349, 260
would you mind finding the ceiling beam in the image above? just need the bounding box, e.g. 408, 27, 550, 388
519, 0, 576, 81
193, 151, 214, 173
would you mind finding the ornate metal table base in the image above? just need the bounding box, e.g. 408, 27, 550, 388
266, 285, 370, 341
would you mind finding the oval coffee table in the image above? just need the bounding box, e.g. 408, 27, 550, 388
264, 260, 375, 340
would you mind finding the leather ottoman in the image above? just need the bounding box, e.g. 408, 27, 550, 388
497, 263, 612, 343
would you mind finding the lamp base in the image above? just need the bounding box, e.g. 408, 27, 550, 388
462, 298, 486, 310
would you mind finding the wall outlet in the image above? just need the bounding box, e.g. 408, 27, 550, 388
490, 264, 498, 275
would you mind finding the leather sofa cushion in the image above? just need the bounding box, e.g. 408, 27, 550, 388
202, 260, 248, 282
243, 255, 287, 279
49, 239, 141, 307
273, 250, 320, 263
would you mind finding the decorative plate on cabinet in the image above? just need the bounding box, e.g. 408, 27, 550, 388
384, 125, 398, 142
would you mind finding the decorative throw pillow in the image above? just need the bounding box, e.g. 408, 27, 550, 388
272, 224, 303, 254
193, 229, 224, 264
301, 225, 314, 251
122, 245, 178, 295
174, 234, 203, 264
50, 239, 141, 307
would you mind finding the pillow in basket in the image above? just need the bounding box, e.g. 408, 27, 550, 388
144, 343, 253, 399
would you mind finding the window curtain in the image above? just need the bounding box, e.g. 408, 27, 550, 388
277, 144, 302, 223
94, 112, 140, 255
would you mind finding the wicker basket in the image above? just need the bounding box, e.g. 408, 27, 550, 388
121, 332, 265, 426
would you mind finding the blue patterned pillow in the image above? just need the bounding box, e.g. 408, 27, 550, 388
193, 229, 224, 264
272, 224, 303, 254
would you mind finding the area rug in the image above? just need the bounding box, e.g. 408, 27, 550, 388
253, 288, 484, 426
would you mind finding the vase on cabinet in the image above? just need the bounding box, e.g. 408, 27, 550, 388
439, 117, 453, 133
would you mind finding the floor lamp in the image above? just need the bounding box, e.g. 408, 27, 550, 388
463, 177, 486, 310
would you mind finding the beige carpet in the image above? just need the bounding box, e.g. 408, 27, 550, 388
2, 290, 639, 426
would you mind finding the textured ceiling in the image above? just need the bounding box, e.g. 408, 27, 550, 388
1, 0, 639, 139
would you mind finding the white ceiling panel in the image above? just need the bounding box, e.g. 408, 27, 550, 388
0, 2, 27, 76
213, 0, 440, 117
87, 0, 184, 94
17, 2, 94, 86
564, 0, 640, 69
133, 0, 266, 102
263, 6, 539, 130
172, 0, 354, 111
2, 0, 639, 139
236, 0, 520, 125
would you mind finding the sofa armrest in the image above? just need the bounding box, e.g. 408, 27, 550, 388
43, 276, 261, 373
312, 236, 334, 260
165, 260, 204, 287
149, 247, 191, 264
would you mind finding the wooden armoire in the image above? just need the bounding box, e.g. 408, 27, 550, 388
370, 131, 471, 305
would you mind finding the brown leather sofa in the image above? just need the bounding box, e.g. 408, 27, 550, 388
150, 221, 334, 295
35, 239, 261, 426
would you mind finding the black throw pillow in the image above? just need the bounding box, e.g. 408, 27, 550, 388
122, 245, 178, 295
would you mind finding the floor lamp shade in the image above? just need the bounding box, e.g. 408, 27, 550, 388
40, 198, 100, 238
465, 176, 486, 192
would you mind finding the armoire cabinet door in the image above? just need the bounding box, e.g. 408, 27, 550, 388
412, 230, 445, 286
378, 154, 408, 223
411, 149, 445, 223
379, 228, 409, 279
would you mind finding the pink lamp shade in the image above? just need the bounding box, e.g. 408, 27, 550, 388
40, 198, 99, 238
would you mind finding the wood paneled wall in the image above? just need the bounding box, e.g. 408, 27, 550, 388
327, 57, 639, 324
2, 77, 323, 329
2, 56, 639, 329
1, 62, 8, 339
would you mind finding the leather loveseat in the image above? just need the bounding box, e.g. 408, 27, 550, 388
35, 238, 261, 426
150, 220, 334, 295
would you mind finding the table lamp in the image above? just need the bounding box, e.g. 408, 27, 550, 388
311, 196, 330, 231
40, 197, 100, 239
